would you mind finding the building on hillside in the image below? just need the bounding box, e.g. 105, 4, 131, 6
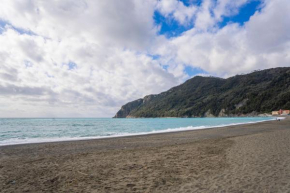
272, 109, 290, 115
281, 110, 290, 115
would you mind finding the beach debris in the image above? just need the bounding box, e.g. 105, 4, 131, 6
77, 171, 88, 176
8, 180, 16, 185
126, 183, 136, 187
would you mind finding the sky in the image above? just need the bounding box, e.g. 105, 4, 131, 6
0, 0, 289, 118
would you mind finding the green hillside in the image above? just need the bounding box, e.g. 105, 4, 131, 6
114, 67, 290, 118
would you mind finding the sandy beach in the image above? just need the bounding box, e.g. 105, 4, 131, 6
1, 117, 290, 192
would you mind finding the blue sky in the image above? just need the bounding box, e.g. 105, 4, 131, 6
0, 19, 36, 35
154, 11, 192, 38
155, 0, 262, 38
0, 19, 6, 33
218, 0, 262, 28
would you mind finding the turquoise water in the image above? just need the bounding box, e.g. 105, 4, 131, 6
0, 117, 275, 146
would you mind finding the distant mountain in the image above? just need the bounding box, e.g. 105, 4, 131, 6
114, 67, 290, 118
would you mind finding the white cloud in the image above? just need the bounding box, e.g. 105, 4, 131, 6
156, 0, 251, 30
0, 0, 178, 117
0, 27, 178, 117
156, 0, 197, 25
0, 0, 158, 50
246, 0, 290, 53
214, 0, 250, 21
194, 0, 215, 30
156, 0, 290, 77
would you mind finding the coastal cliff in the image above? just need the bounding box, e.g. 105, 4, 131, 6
114, 67, 290, 118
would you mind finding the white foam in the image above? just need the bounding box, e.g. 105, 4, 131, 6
276, 117, 285, 120
0, 117, 277, 147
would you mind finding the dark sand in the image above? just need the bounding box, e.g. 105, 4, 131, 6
1, 117, 290, 192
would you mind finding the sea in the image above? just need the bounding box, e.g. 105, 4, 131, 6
0, 117, 276, 146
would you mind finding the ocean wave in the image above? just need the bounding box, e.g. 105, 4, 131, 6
0, 117, 277, 147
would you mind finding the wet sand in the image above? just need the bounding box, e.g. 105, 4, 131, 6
1, 117, 290, 192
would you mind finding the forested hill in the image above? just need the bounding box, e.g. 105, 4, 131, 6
114, 67, 290, 118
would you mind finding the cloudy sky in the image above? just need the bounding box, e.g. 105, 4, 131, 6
0, 0, 289, 117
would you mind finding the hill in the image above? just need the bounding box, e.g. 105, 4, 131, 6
114, 67, 290, 118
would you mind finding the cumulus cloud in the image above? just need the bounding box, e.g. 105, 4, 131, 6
156, 0, 251, 30
0, 0, 161, 50
156, 0, 197, 25
0, 0, 178, 117
156, 0, 290, 77
0, 28, 177, 116
214, 0, 250, 21
0, 0, 289, 117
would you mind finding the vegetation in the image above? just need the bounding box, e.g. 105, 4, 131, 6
114, 67, 290, 118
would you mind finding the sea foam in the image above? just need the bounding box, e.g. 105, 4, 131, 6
0, 117, 276, 146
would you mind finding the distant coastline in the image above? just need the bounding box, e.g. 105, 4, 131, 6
114, 67, 290, 118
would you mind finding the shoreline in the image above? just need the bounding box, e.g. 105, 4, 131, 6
1, 116, 290, 192
0, 116, 278, 147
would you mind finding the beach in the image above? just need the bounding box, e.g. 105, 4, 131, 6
1, 117, 290, 192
